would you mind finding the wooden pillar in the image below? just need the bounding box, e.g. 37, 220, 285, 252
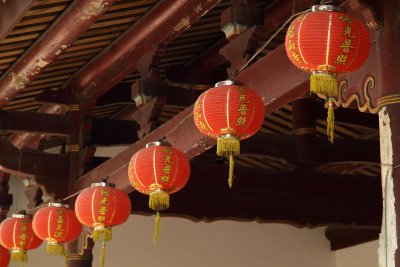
292, 96, 316, 163
378, 1, 400, 267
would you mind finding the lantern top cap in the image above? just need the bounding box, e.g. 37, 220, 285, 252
146, 140, 171, 148
215, 80, 244, 87
91, 181, 115, 188
311, 5, 345, 12
48, 202, 69, 208
12, 212, 31, 219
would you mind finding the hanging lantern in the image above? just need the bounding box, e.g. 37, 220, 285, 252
32, 203, 82, 256
0, 212, 42, 262
128, 141, 190, 242
0, 244, 10, 267
285, 4, 370, 142
193, 80, 265, 187
75, 180, 131, 267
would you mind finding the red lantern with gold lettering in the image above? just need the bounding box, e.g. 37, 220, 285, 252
285, 4, 370, 142
0, 245, 10, 267
32, 203, 82, 256
0, 212, 42, 262
75, 180, 131, 267
128, 142, 190, 242
193, 80, 265, 187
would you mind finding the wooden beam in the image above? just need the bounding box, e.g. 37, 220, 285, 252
0, 110, 70, 135
91, 118, 139, 146
130, 163, 381, 226
325, 227, 380, 250
0, 140, 69, 178
0, 0, 36, 43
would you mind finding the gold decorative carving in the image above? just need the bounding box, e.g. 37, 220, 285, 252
66, 144, 81, 153
377, 94, 400, 109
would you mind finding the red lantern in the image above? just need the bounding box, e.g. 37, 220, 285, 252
32, 203, 82, 256
0, 212, 42, 262
0, 245, 9, 267
193, 80, 265, 187
75, 180, 131, 267
128, 142, 190, 242
285, 4, 370, 142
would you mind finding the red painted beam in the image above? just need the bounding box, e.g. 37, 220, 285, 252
72, 0, 222, 98
0, 0, 35, 43
77, 44, 310, 191
0, 0, 117, 107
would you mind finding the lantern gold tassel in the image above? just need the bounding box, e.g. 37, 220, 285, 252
228, 155, 234, 188
310, 72, 338, 97
11, 249, 27, 262
100, 241, 106, 267
149, 190, 170, 211
153, 211, 161, 244
327, 98, 335, 143
217, 135, 240, 188
93, 226, 112, 242
46, 242, 65, 255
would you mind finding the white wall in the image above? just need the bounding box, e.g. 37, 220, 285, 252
335, 241, 379, 267
6, 175, 377, 267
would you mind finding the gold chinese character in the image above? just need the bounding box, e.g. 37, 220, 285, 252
101, 190, 110, 197
19, 241, 26, 247
161, 175, 170, 182
162, 164, 172, 174
236, 86, 246, 93
164, 155, 172, 163
99, 206, 108, 215
340, 39, 354, 53
291, 52, 301, 63
199, 121, 207, 129
162, 147, 172, 155
97, 216, 106, 222
100, 197, 109, 205
237, 116, 247, 126
21, 226, 27, 232
287, 24, 295, 38
55, 232, 63, 238
238, 104, 249, 116
239, 93, 247, 102
56, 224, 64, 231
334, 54, 348, 65
195, 112, 202, 119
287, 40, 296, 51
19, 233, 27, 240
57, 216, 64, 224
57, 209, 64, 215
339, 15, 353, 24
343, 25, 355, 39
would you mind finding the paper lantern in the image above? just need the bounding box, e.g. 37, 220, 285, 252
128, 142, 190, 242
32, 203, 82, 256
285, 5, 370, 142
75, 180, 131, 267
0, 245, 10, 267
193, 80, 265, 187
0, 212, 42, 262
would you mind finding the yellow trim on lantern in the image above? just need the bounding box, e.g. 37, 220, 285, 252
326, 14, 333, 66
226, 85, 231, 129
297, 14, 308, 64
47, 209, 53, 241
91, 187, 98, 224
201, 90, 213, 131
152, 148, 159, 186
12, 219, 17, 249
133, 151, 146, 189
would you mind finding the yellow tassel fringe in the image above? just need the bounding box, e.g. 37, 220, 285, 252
93, 226, 112, 242
310, 72, 338, 97
100, 241, 106, 267
149, 190, 170, 211
228, 155, 234, 188
153, 212, 161, 244
11, 249, 27, 262
216, 136, 240, 158
46, 242, 65, 256
327, 99, 335, 143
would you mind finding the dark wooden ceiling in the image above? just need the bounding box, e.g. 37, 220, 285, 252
0, 0, 382, 250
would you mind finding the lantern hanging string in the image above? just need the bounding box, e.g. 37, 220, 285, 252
231, 8, 312, 79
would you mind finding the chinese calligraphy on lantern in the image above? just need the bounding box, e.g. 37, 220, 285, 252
161, 147, 173, 182
335, 15, 355, 66
236, 87, 248, 127
19, 220, 28, 248
97, 190, 110, 223
54, 209, 65, 238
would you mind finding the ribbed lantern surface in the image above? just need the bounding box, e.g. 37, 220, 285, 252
193, 81, 265, 187
0, 213, 42, 262
32, 203, 82, 255
128, 143, 190, 242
